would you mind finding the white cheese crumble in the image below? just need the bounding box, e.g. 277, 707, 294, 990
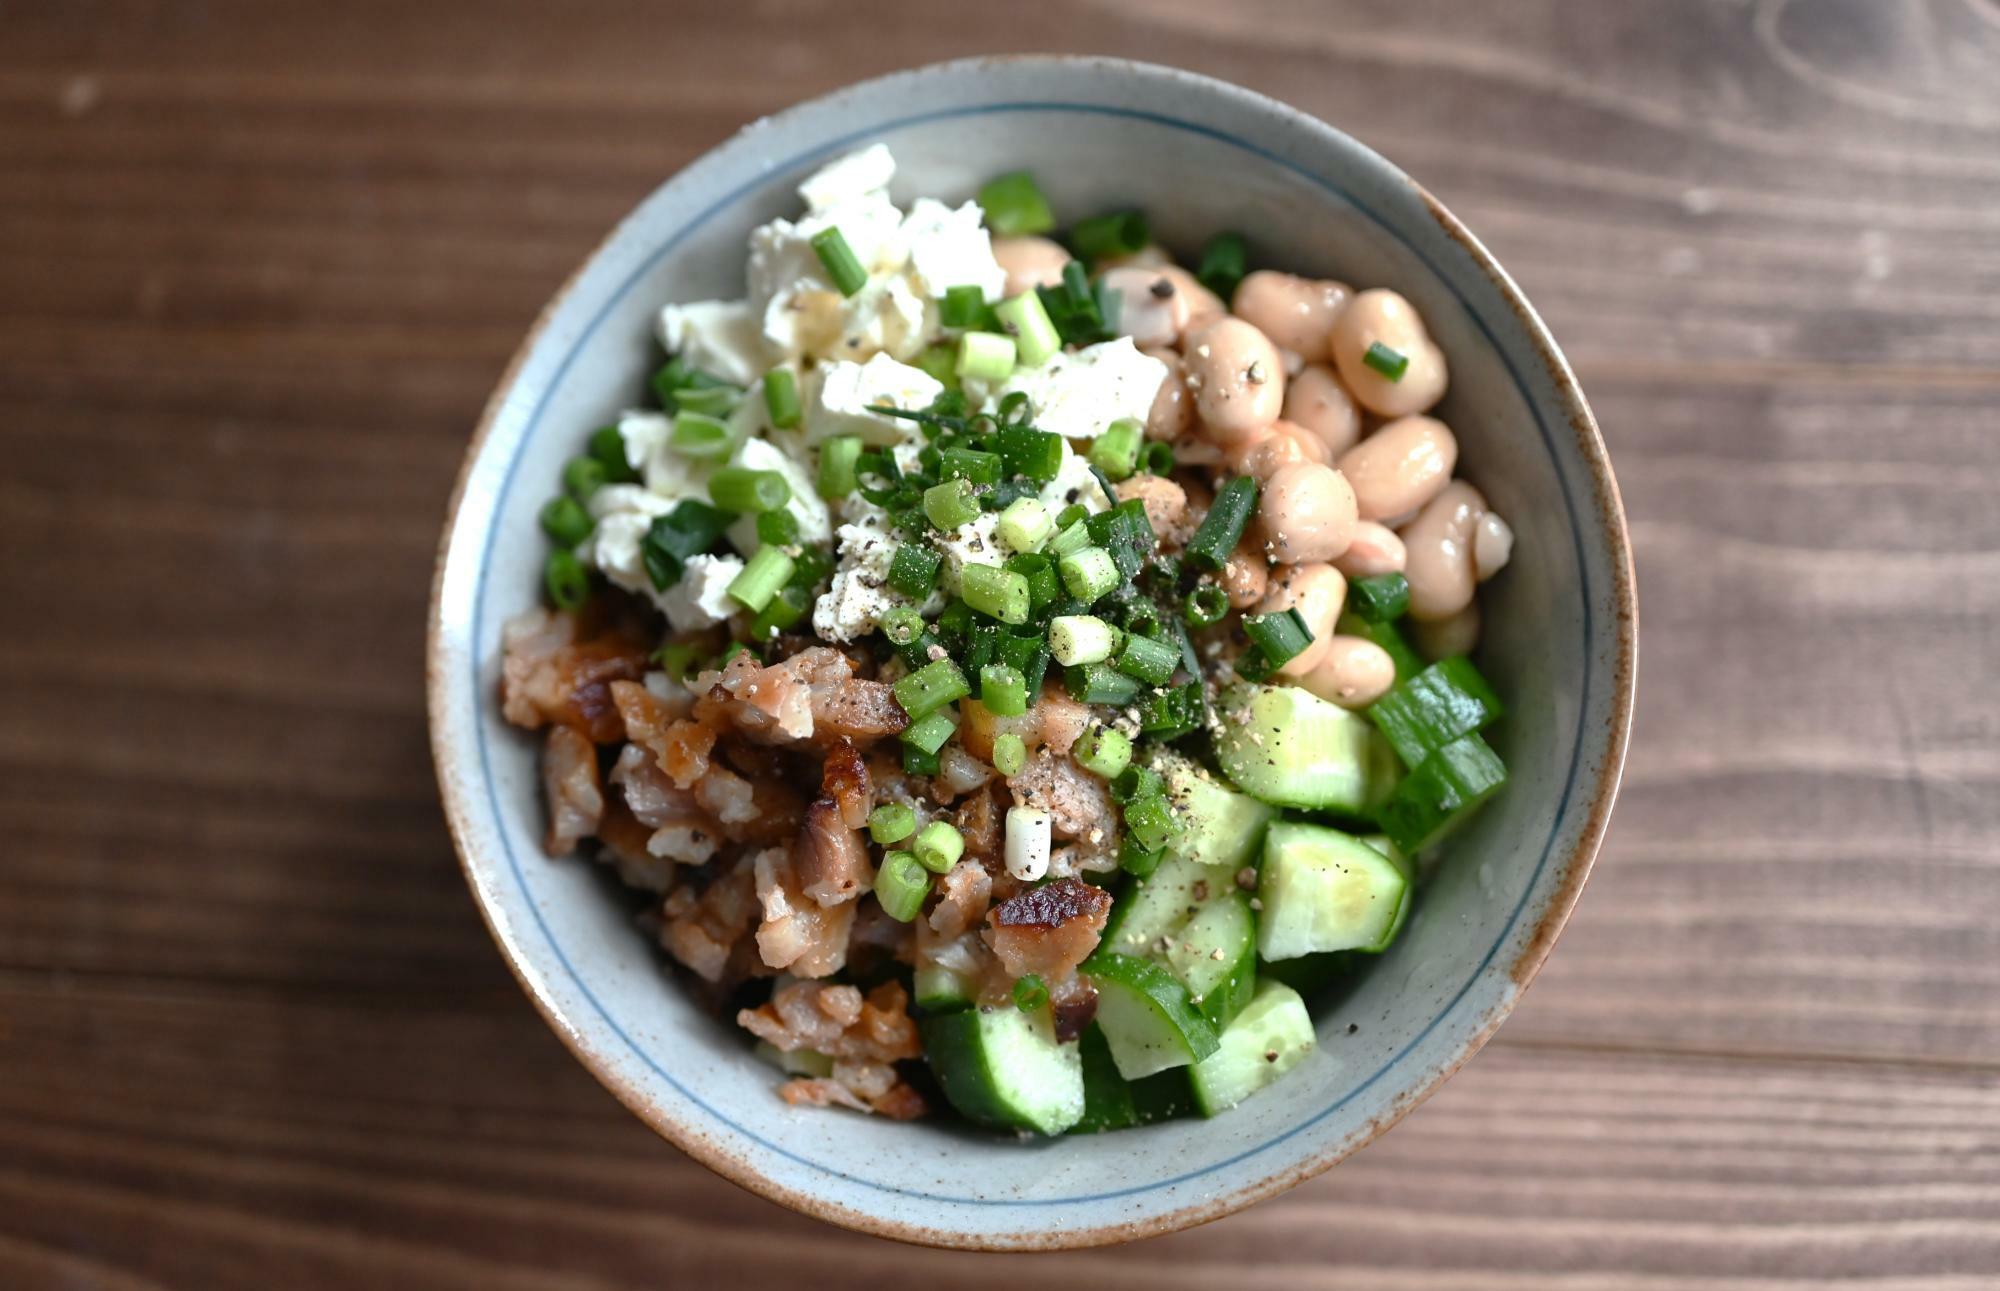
657, 553, 745, 632
655, 299, 769, 387
804, 353, 943, 446
812, 509, 903, 642
993, 337, 1169, 441
896, 198, 1006, 302
723, 436, 832, 555
797, 143, 895, 214
583, 484, 680, 608
934, 510, 1003, 595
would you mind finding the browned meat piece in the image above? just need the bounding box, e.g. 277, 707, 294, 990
982, 877, 1111, 981
498, 607, 647, 743
820, 739, 872, 830
929, 745, 995, 803
1048, 973, 1100, 1044
658, 854, 757, 982
957, 685, 1089, 761
847, 896, 916, 965
737, 979, 921, 1064
540, 725, 603, 856
608, 744, 724, 865
926, 859, 992, 940
751, 847, 855, 978
612, 679, 716, 789
692, 647, 907, 746
1008, 748, 1116, 846
796, 797, 872, 907
594, 798, 676, 893
778, 1062, 927, 1119
952, 784, 1004, 860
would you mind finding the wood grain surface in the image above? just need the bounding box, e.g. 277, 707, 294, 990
3, 0, 1997, 1284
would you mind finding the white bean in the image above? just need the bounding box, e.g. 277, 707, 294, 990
1103, 267, 1192, 348
1256, 563, 1346, 676
1298, 636, 1398, 709
1329, 288, 1448, 417
1474, 510, 1514, 582
1184, 317, 1286, 442
1258, 462, 1357, 565
991, 235, 1070, 297
1400, 480, 1486, 622
1231, 270, 1353, 357
1281, 362, 1362, 457
1227, 420, 1330, 481
1331, 520, 1406, 578
1336, 415, 1458, 521
1411, 601, 1481, 660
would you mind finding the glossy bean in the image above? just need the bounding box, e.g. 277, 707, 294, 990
1255, 562, 1346, 676
1281, 362, 1362, 457
1298, 636, 1398, 709
1336, 415, 1458, 521
1096, 243, 1172, 271
1220, 539, 1271, 609
1231, 270, 1353, 357
1411, 600, 1480, 661
1400, 480, 1486, 622
1184, 317, 1287, 442
1330, 520, 1406, 578
1329, 288, 1448, 417
1258, 461, 1357, 565
1103, 267, 1193, 348
1140, 347, 1195, 441
991, 235, 1071, 297
1228, 420, 1330, 482
1473, 510, 1514, 582
1156, 266, 1227, 340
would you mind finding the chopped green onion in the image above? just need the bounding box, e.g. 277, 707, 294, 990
563, 456, 607, 501
1184, 583, 1230, 629
671, 410, 734, 460
1067, 661, 1142, 707
545, 549, 588, 610
1088, 418, 1144, 481
902, 709, 958, 756
640, 501, 731, 589
940, 284, 989, 330
1363, 341, 1410, 382
588, 425, 640, 484
1122, 793, 1180, 852
1138, 680, 1206, 738
902, 743, 942, 777
1055, 503, 1089, 531
913, 340, 960, 388
651, 356, 738, 411
1186, 475, 1259, 571
708, 467, 791, 515
941, 446, 1003, 486
810, 226, 868, 297
1140, 441, 1175, 476
992, 731, 1027, 776
888, 543, 944, 599
1196, 231, 1249, 300
978, 662, 1029, 716
762, 368, 801, 429
1005, 552, 1060, 610
654, 640, 703, 682
923, 478, 981, 530
893, 658, 971, 720
1046, 518, 1092, 560
965, 622, 1000, 682
913, 821, 966, 874
1120, 598, 1164, 640
1011, 973, 1049, 1012
789, 544, 833, 591
540, 496, 593, 548
727, 545, 795, 611
934, 597, 973, 648
1118, 835, 1164, 878
1049, 615, 1115, 666
869, 802, 917, 845
977, 171, 1056, 236
1243, 607, 1315, 668
998, 630, 1051, 697
756, 509, 800, 547
875, 850, 929, 922
749, 583, 808, 638
1073, 724, 1133, 779
1114, 632, 1179, 686
1058, 546, 1120, 603
817, 435, 862, 499
997, 497, 1054, 554
957, 331, 1017, 383
1349, 572, 1412, 623
673, 385, 739, 417
994, 290, 1062, 368
959, 563, 1031, 626
880, 607, 926, 648
994, 425, 1064, 483
1111, 765, 1164, 804
1070, 210, 1149, 261
1085, 498, 1157, 579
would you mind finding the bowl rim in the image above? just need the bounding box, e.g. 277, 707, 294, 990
427, 53, 1637, 1250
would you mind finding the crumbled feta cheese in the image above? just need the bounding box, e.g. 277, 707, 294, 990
804, 353, 943, 446
935, 510, 1004, 595
812, 510, 903, 642
797, 144, 895, 214
897, 198, 1006, 302
1039, 440, 1115, 515
723, 436, 832, 554
583, 484, 680, 605
749, 194, 907, 360
614, 411, 672, 475
656, 299, 768, 387
993, 338, 1169, 441
830, 270, 933, 362
658, 553, 745, 632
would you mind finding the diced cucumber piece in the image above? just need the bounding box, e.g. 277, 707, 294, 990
1081, 951, 1220, 1079
1164, 890, 1257, 1030
1377, 733, 1508, 854
914, 961, 974, 1012
1260, 950, 1353, 997
1189, 980, 1317, 1116
1102, 854, 1225, 955
1214, 682, 1396, 814
1256, 820, 1410, 961
1367, 656, 1504, 769
1336, 609, 1425, 682
1356, 834, 1416, 953
1147, 748, 1276, 870
921, 1004, 1084, 1135
1071, 1026, 1197, 1133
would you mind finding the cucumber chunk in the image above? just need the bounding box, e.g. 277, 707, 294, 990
914, 961, 974, 1013
1213, 682, 1396, 814
1368, 656, 1504, 769
1260, 949, 1353, 997
1147, 748, 1275, 870
1070, 1024, 1197, 1132
1356, 834, 1416, 953
1377, 732, 1508, 854
1256, 820, 1411, 961
1081, 951, 1220, 1079
1164, 890, 1258, 1029
1189, 979, 1317, 1116
921, 1004, 1084, 1135
1102, 853, 1227, 955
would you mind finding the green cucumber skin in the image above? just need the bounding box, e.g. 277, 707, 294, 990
914, 962, 974, 1013
1378, 733, 1508, 854
1071, 1026, 1199, 1133
1367, 656, 1504, 769
921, 1006, 1085, 1136
1147, 749, 1275, 871
1256, 820, 1410, 961
1082, 951, 1221, 1079
1356, 835, 1416, 954
1165, 890, 1258, 1031
1213, 683, 1392, 814
1260, 949, 1353, 997
1189, 980, 1318, 1117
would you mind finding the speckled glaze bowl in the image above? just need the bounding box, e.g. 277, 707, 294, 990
428, 56, 1636, 1249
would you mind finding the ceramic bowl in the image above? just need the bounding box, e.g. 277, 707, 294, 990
428, 55, 1636, 1249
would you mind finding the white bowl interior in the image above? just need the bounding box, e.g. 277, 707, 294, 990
433, 60, 1626, 1247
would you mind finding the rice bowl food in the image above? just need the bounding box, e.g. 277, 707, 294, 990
498, 143, 1517, 1135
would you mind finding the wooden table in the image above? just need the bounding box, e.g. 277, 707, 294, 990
5, 1, 1997, 1284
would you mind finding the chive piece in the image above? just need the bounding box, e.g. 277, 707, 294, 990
1114, 632, 1179, 686
1120, 597, 1164, 640
762, 368, 801, 429
1058, 546, 1120, 603
1184, 583, 1229, 629
1067, 661, 1141, 706
934, 598, 974, 648
817, 435, 862, 499
923, 478, 981, 530
997, 497, 1054, 554
957, 331, 1017, 383
875, 850, 929, 922
993, 425, 1064, 483
941, 446, 1003, 486
893, 658, 971, 720
998, 630, 1051, 697
789, 543, 833, 592
673, 385, 739, 417
671, 410, 735, 460
1111, 765, 1164, 804
708, 467, 791, 515
902, 709, 958, 757
1085, 498, 1158, 579
869, 802, 917, 845
810, 226, 868, 297
1363, 341, 1410, 382
1243, 607, 1316, 669
749, 583, 809, 638
1073, 724, 1133, 779
960, 563, 1031, 626
640, 501, 731, 589
1055, 503, 1089, 531
1140, 441, 1175, 477
902, 743, 942, 777
540, 496, 594, 548
1186, 475, 1259, 571
910, 340, 960, 389
1046, 518, 1092, 560
588, 425, 641, 484
563, 455, 607, 502
1005, 551, 1061, 611
992, 732, 1027, 777
727, 546, 795, 612
1070, 210, 1149, 260
977, 171, 1056, 237
978, 663, 1029, 717
1088, 418, 1144, 481
913, 821, 966, 875
1049, 614, 1115, 666
994, 290, 1062, 367
756, 509, 800, 547
940, 284, 989, 330
1012, 973, 1050, 1013
1367, 656, 1505, 770
881, 607, 926, 649
1122, 793, 1179, 852
887, 544, 944, 599
1348, 572, 1412, 623
1196, 231, 1249, 300
1138, 680, 1207, 739
1118, 835, 1164, 878
545, 549, 588, 610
